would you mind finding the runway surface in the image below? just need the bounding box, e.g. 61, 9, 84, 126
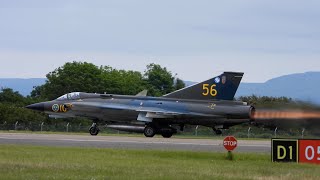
0, 133, 271, 153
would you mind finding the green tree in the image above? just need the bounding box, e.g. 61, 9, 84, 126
144, 63, 176, 96
99, 67, 145, 95
31, 62, 106, 100
30, 85, 45, 99
0, 88, 26, 106
33, 61, 184, 99
175, 78, 186, 90
0, 103, 48, 124
0, 88, 48, 125
32, 61, 148, 100
45, 61, 105, 100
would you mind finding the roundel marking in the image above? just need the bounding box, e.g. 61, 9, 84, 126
52, 104, 60, 112
214, 77, 221, 84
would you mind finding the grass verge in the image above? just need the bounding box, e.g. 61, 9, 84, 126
0, 145, 319, 180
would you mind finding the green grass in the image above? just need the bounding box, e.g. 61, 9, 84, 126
0, 145, 319, 180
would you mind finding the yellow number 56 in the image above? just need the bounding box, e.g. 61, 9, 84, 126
202, 84, 217, 96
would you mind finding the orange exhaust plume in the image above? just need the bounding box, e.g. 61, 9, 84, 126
254, 111, 320, 119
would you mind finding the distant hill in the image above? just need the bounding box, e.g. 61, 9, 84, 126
0, 72, 319, 104
236, 72, 320, 104
183, 81, 196, 87
0, 78, 46, 96
186, 72, 320, 104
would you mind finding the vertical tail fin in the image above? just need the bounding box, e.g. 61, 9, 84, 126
163, 72, 243, 101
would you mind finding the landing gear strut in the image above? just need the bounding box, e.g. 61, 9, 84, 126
212, 128, 222, 135
89, 123, 100, 136
143, 123, 177, 138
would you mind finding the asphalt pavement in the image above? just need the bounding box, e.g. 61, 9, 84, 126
0, 133, 271, 153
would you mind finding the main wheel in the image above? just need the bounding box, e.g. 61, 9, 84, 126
144, 126, 156, 138
161, 132, 173, 138
215, 129, 222, 135
89, 126, 100, 136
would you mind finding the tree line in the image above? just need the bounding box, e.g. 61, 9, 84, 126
0, 61, 318, 129
31, 62, 185, 100
1, 62, 185, 125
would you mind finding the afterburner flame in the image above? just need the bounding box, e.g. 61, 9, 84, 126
254, 111, 320, 119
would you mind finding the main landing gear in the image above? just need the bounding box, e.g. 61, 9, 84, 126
212, 128, 223, 135
89, 123, 100, 136
161, 131, 174, 138
144, 126, 156, 138
144, 124, 177, 138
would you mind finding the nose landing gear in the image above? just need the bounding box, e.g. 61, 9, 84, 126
89, 123, 100, 136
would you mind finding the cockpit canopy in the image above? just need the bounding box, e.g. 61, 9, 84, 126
56, 92, 81, 101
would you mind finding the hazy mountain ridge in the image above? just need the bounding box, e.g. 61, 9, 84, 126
0, 72, 319, 104
236, 72, 320, 104
0, 78, 46, 96
187, 72, 320, 104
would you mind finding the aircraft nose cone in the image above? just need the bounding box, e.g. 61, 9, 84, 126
25, 103, 45, 111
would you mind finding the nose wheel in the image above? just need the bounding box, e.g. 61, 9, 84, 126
89, 123, 100, 136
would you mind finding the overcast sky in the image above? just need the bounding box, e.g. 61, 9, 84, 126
0, 0, 319, 82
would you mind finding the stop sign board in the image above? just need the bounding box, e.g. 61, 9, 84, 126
223, 136, 238, 151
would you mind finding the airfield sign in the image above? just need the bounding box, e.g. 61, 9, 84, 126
272, 139, 320, 164
223, 136, 238, 151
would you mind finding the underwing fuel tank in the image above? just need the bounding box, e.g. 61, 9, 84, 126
107, 124, 145, 133
49, 115, 68, 119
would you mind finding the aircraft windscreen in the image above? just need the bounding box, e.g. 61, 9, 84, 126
56, 92, 81, 101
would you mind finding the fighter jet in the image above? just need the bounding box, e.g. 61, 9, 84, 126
26, 72, 255, 138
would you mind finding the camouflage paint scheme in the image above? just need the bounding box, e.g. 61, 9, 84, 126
26, 72, 255, 138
